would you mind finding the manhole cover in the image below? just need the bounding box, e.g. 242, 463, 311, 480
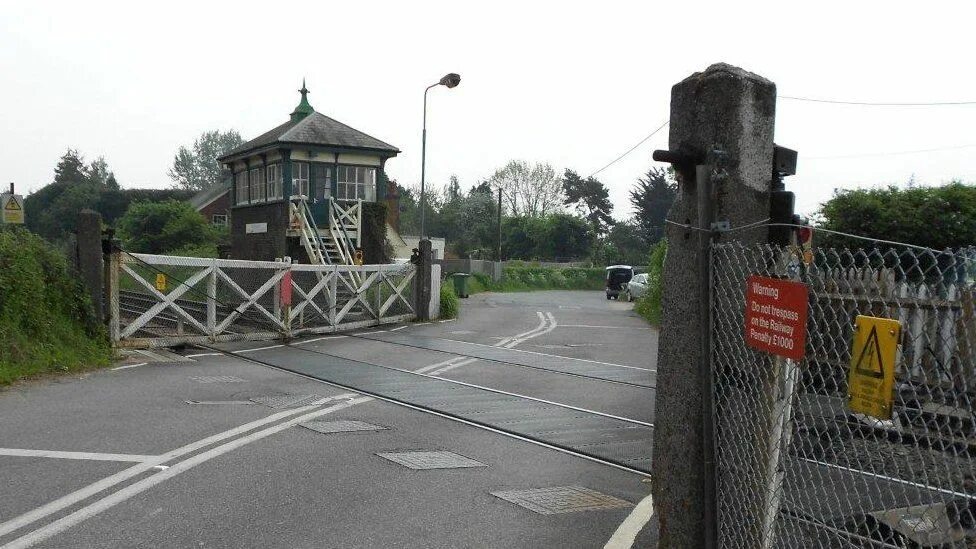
189, 376, 247, 384
490, 486, 632, 515
301, 420, 387, 434
376, 451, 487, 470
250, 395, 327, 409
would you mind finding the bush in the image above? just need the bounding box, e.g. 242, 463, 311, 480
0, 227, 111, 384
439, 284, 459, 319
116, 200, 218, 254
635, 239, 667, 325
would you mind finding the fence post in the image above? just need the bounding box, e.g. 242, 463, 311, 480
329, 267, 338, 326
104, 239, 121, 345
207, 260, 217, 339
652, 63, 777, 548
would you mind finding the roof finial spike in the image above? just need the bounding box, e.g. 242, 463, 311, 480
291, 79, 314, 122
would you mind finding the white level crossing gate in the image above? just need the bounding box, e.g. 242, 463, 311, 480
110, 252, 415, 348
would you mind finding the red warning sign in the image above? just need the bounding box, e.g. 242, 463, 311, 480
744, 275, 809, 361
280, 271, 293, 307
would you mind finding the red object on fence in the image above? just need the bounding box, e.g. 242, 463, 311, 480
280, 271, 293, 306
743, 275, 809, 361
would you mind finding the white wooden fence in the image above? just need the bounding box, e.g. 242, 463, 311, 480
110, 252, 416, 348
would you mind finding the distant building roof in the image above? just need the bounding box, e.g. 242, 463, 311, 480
218, 82, 399, 162
189, 179, 231, 211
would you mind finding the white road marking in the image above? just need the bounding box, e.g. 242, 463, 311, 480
504, 312, 557, 348
110, 362, 147, 371
0, 393, 356, 540
427, 357, 478, 376
4, 396, 372, 549
389, 325, 408, 332
236, 344, 285, 353
185, 352, 223, 358
415, 312, 551, 375
438, 319, 456, 323
0, 449, 157, 462
415, 357, 464, 374
561, 324, 649, 330
151, 465, 168, 471
293, 335, 348, 345
426, 336, 656, 372
604, 493, 655, 549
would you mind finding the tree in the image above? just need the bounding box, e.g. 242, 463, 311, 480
489, 160, 564, 217
630, 167, 677, 244
562, 169, 614, 235
116, 200, 217, 254
25, 149, 122, 240
816, 181, 976, 250
594, 220, 646, 266
168, 130, 244, 191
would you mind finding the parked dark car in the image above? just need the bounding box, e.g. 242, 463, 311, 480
605, 265, 634, 300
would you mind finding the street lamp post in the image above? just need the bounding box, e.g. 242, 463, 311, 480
420, 73, 460, 239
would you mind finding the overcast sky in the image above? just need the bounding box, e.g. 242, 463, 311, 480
2, 1, 973, 219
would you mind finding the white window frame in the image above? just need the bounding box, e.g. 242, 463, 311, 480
249, 167, 265, 203
336, 166, 376, 202
212, 214, 228, 226
292, 162, 310, 199
266, 164, 282, 200
235, 171, 248, 205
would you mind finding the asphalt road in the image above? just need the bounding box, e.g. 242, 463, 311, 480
0, 290, 659, 548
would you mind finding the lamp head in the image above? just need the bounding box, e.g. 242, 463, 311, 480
439, 73, 461, 88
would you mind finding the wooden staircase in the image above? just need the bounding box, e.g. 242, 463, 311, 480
290, 198, 362, 266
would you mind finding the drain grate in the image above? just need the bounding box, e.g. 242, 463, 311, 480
249, 394, 327, 409
376, 450, 487, 470
301, 420, 387, 434
490, 486, 632, 515
189, 375, 247, 384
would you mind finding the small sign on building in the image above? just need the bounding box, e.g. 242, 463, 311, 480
744, 275, 809, 361
848, 315, 900, 419
1, 191, 25, 225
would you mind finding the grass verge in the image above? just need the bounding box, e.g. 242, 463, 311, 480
634, 239, 667, 326
0, 227, 111, 385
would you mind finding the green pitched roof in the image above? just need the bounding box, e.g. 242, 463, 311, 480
218, 83, 400, 162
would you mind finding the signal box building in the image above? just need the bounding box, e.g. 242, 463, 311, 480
218, 82, 399, 264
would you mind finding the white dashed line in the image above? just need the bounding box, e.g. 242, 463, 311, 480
110, 362, 147, 371
293, 335, 348, 345
0, 449, 157, 463
236, 344, 285, 353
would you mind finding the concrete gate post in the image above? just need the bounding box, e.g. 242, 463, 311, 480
76, 209, 105, 322
651, 63, 777, 548
414, 239, 433, 321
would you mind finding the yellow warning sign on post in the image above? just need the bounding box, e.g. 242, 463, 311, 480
848, 315, 900, 419
1, 193, 25, 224
155, 273, 167, 292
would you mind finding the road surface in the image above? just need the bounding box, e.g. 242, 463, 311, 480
0, 290, 658, 548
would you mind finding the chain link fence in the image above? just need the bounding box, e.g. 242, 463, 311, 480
113, 251, 416, 348
710, 242, 976, 548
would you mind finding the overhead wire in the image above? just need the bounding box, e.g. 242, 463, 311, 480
780, 95, 976, 107
587, 119, 669, 178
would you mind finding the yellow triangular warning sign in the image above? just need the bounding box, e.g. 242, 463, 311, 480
854, 326, 885, 379
5, 199, 21, 210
